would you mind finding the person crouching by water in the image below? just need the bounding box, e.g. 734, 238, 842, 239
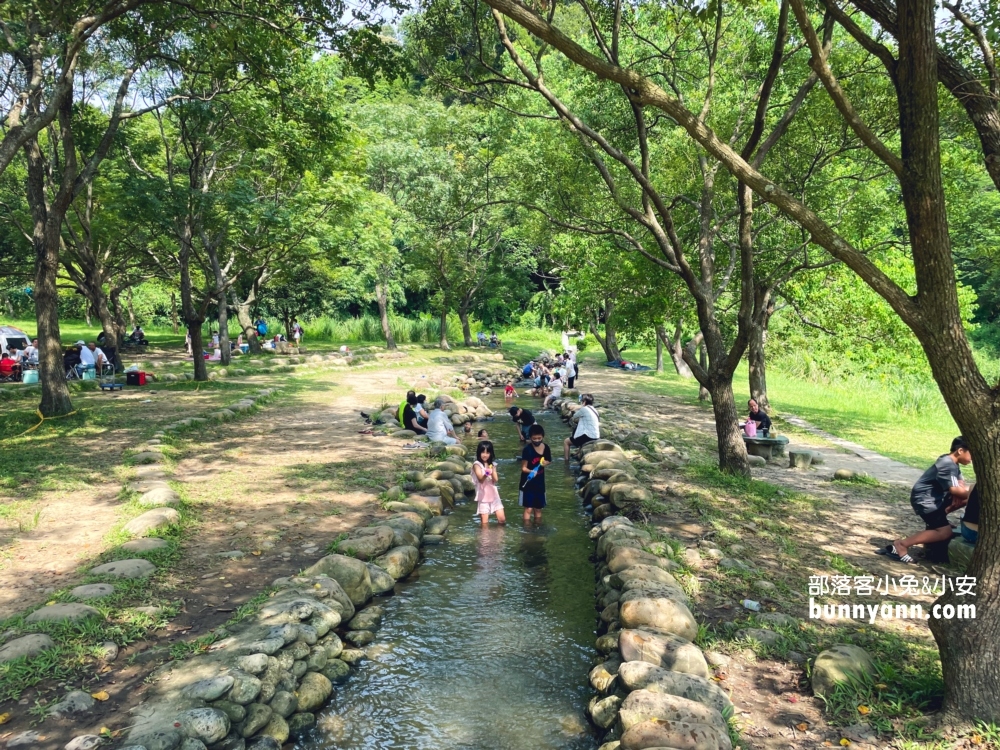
473, 440, 506, 526
876, 436, 972, 563
520, 424, 551, 526
509, 405, 535, 443
747, 399, 771, 437
564, 393, 600, 461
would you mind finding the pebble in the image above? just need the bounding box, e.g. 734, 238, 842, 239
233, 521, 249, 530
50, 690, 96, 717
99, 641, 119, 661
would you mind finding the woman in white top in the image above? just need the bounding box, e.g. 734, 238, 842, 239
543, 371, 563, 409
426, 397, 459, 445
564, 393, 600, 461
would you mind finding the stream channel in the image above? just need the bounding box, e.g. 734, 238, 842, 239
301, 397, 598, 749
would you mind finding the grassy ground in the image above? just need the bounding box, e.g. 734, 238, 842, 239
590, 343, 961, 471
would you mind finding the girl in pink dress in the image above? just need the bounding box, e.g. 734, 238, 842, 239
472, 440, 506, 526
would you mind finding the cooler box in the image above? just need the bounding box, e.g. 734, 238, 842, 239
82, 368, 97, 380
126, 371, 147, 386
22, 370, 38, 384
240, 344, 250, 354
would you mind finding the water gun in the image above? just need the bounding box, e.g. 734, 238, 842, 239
525, 458, 548, 481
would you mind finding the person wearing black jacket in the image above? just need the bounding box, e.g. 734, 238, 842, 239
961, 484, 980, 544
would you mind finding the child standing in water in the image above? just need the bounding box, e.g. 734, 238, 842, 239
519, 424, 552, 525
473, 440, 506, 526
504, 381, 518, 399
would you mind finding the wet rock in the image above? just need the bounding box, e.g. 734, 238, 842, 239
269, 691, 297, 718
260, 714, 289, 745
373, 545, 419, 579
71, 583, 116, 600
617, 629, 709, 678
335, 526, 395, 560
589, 694, 622, 729
339, 649, 366, 665
236, 654, 269, 675
130, 729, 182, 750
425, 516, 450, 535
301, 555, 372, 606
321, 633, 343, 660
26, 603, 101, 624
589, 656, 621, 693
178, 708, 231, 745
238, 703, 272, 738
124, 508, 180, 536
295, 672, 332, 712
364, 563, 396, 596
348, 609, 383, 631
595, 632, 619, 654
812, 645, 877, 697
321, 659, 351, 683
50, 690, 96, 717
619, 597, 698, 641
288, 712, 316, 738
246, 737, 281, 750
617, 661, 734, 716
185, 675, 235, 701
180, 740, 207, 750
0, 633, 55, 663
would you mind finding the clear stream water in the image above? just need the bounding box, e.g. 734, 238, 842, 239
301, 399, 598, 750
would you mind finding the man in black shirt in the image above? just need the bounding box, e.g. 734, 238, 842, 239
402, 401, 426, 435
748, 399, 771, 435
877, 436, 972, 563
509, 406, 535, 443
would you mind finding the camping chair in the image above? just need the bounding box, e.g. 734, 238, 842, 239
476, 332, 487, 347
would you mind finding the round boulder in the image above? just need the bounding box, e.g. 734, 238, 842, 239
373, 546, 419, 580
811, 644, 877, 697
90, 558, 157, 579
301, 555, 372, 606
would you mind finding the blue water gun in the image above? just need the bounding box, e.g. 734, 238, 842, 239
525, 458, 548, 481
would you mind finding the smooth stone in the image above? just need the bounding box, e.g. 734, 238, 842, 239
737, 627, 784, 647
617, 629, 709, 678
129, 729, 182, 750
321, 659, 351, 683
246, 737, 281, 750
185, 675, 235, 701
91, 558, 157, 579
619, 597, 698, 641
339, 649, 365, 665
238, 703, 272, 738
295, 672, 332, 712
301, 555, 372, 606
321, 633, 343, 660
757, 612, 798, 628
421, 534, 445, 545
124, 508, 180, 536
618, 689, 729, 737
72, 583, 116, 600
0, 634, 55, 663
212, 701, 247, 723
269, 691, 297, 718
7, 731, 43, 748
747, 454, 766, 467
132, 451, 164, 464
288, 712, 316, 738
236, 654, 269, 675
834, 468, 856, 480
217, 550, 246, 559
753, 579, 777, 593
64, 736, 102, 750
589, 694, 622, 729
178, 708, 231, 745
617, 660, 734, 715
121, 538, 169, 553
718, 557, 752, 572
180, 741, 207, 750
607, 547, 679, 575
425, 516, 450, 535
260, 714, 289, 745
812, 645, 877, 697
347, 610, 383, 631
365, 563, 396, 595
373, 545, 419, 579
345, 630, 374, 646
619, 718, 728, 750
139, 487, 181, 507
336, 526, 395, 560
50, 690, 96, 717
26, 603, 101, 624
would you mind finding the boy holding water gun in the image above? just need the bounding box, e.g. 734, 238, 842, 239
519, 423, 552, 525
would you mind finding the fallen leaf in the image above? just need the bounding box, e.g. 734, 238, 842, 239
0, 713, 10, 725
841, 739, 851, 746
857, 705, 871, 715
91, 691, 109, 701
796, 723, 809, 732
875, 683, 888, 690
787, 694, 799, 703
251, 551, 262, 556
823, 742, 833, 747
971, 735, 983, 745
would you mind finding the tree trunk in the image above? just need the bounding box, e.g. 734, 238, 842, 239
660, 322, 695, 378
706, 376, 751, 476
458, 304, 473, 347
188, 322, 207, 381
92, 292, 121, 372
655, 328, 664, 373
126, 286, 136, 329
439, 303, 450, 350
217, 294, 231, 366
2, 293, 14, 316
697, 343, 710, 401
83, 303, 91, 327
232, 294, 262, 354
589, 308, 622, 361
178, 226, 207, 382
748, 319, 769, 412
375, 282, 397, 350
171, 292, 179, 334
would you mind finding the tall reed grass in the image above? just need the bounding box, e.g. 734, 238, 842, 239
305, 314, 478, 344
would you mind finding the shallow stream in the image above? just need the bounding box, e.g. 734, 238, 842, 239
302, 399, 598, 749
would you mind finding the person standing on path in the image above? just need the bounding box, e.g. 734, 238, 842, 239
519, 424, 551, 525
473, 440, 506, 526
877, 436, 972, 563
564, 393, 600, 461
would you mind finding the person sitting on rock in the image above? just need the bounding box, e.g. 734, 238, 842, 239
543, 371, 563, 409
564, 393, 600, 461
413, 394, 429, 427
877, 436, 972, 563
427, 397, 459, 445
398, 391, 425, 435
746, 399, 771, 436
509, 405, 535, 443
